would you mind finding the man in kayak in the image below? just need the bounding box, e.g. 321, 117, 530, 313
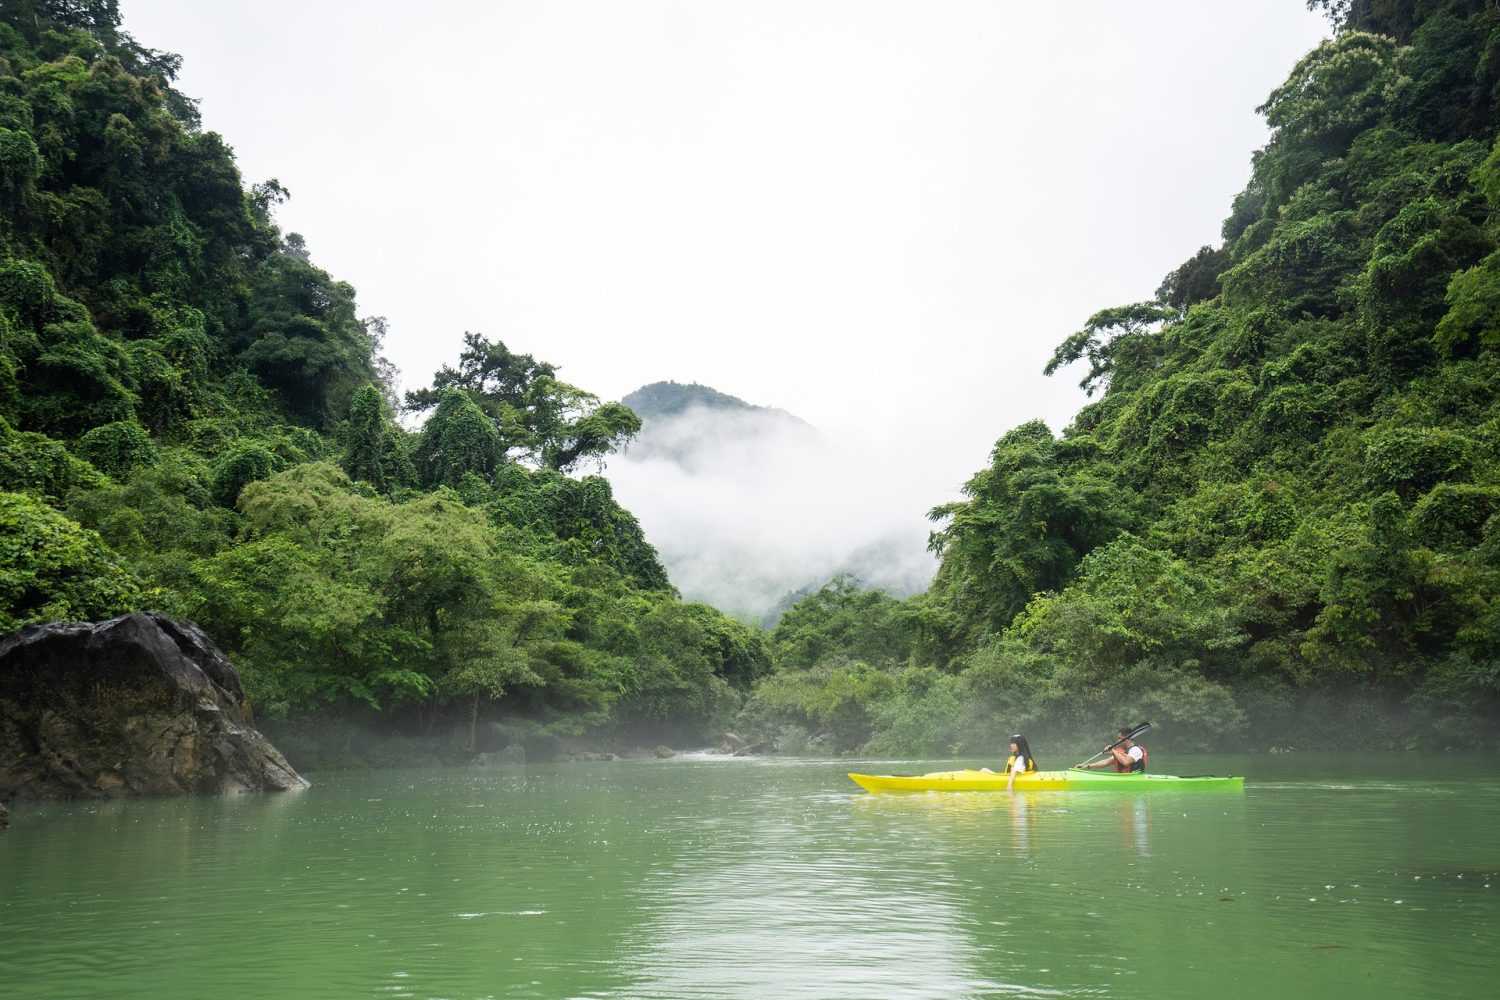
1082, 727, 1148, 773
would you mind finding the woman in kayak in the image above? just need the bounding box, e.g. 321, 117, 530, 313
1004, 734, 1038, 791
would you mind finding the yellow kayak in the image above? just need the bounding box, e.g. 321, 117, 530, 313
848, 768, 1245, 793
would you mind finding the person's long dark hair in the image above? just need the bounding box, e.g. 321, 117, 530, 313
1010, 734, 1038, 771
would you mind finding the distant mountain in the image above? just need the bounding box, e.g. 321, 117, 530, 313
622, 381, 810, 428
617, 381, 816, 470
606, 380, 935, 620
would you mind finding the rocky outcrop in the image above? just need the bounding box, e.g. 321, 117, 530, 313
0, 613, 308, 799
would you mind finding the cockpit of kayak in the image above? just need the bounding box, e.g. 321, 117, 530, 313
847, 768, 1244, 793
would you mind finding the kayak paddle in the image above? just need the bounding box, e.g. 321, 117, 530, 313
1074, 721, 1152, 770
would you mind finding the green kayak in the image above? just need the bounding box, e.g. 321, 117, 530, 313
848, 767, 1245, 793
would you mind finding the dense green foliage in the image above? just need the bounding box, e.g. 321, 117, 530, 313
746, 0, 1500, 754
7, 1, 1498, 762
0, 5, 763, 753
0, 487, 140, 632
406, 332, 641, 474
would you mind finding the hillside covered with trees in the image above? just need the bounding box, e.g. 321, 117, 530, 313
0, 2, 768, 762
5, 0, 1497, 764
744, 0, 1500, 753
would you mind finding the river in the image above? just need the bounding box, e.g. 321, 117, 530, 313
3, 754, 1497, 999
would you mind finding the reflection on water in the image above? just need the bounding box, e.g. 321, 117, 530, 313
2, 755, 1499, 999
622, 843, 998, 998
1127, 797, 1150, 858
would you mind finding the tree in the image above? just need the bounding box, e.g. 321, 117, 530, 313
1304, 0, 1427, 41
235, 251, 377, 429
211, 441, 277, 507
341, 383, 413, 493
75, 419, 155, 478
407, 333, 640, 471
442, 596, 559, 752
1436, 249, 1500, 353
1253, 32, 1405, 209
535, 391, 640, 472
1156, 245, 1228, 312
0, 415, 105, 500
412, 388, 502, 487
405, 332, 556, 418
490, 469, 671, 590
1042, 303, 1174, 396
769, 576, 913, 671
0, 490, 141, 632
928, 421, 1127, 635
10, 1, 120, 31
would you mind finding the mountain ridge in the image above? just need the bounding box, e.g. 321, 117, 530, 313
621, 381, 811, 428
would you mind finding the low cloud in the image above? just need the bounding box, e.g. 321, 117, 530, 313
606, 405, 938, 621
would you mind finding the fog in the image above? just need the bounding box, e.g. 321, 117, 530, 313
608, 403, 938, 619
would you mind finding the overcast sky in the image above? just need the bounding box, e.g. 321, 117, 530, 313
121, 0, 1329, 589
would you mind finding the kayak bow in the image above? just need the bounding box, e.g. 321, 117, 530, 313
847, 767, 1244, 793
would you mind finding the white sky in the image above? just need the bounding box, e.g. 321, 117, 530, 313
120, 1, 1330, 603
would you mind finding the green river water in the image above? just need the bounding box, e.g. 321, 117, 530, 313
3, 753, 1498, 999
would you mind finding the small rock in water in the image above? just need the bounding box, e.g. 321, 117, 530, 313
653, 745, 675, 759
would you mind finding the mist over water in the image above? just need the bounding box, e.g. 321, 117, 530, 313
606, 404, 939, 619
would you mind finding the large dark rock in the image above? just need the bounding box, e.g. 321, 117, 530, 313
0, 613, 308, 799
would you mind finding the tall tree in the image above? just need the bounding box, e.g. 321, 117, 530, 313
341, 383, 413, 494
412, 388, 502, 487
407, 333, 640, 471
